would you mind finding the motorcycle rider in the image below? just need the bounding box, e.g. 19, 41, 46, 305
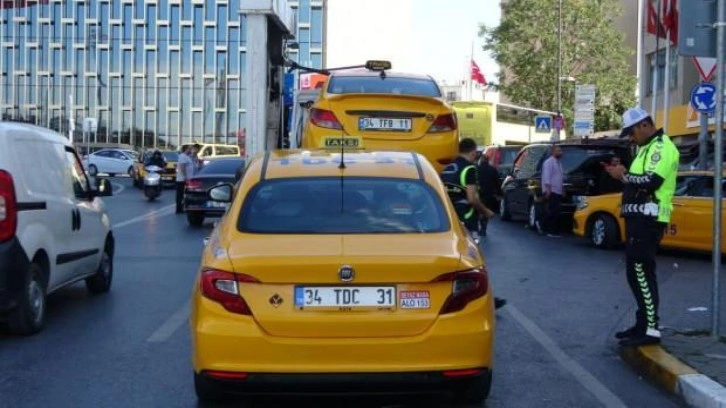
145, 150, 166, 168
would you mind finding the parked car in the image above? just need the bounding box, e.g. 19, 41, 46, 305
0, 122, 114, 335
499, 139, 633, 229
184, 157, 246, 226
573, 171, 726, 252
83, 148, 137, 177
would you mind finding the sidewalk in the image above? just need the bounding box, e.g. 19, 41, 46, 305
621, 332, 726, 407
618, 251, 726, 407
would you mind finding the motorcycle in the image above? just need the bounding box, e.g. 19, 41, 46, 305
143, 165, 163, 201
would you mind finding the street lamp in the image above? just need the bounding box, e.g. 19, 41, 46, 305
556, 0, 562, 141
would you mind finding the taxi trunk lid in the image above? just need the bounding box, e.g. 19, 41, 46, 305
325, 94, 450, 141
226, 234, 462, 338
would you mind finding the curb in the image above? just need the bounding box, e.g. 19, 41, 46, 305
620, 345, 726, 407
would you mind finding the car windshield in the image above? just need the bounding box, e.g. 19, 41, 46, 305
238, 177, 450, 234
327, 76, 441, 97
199, 159, 245, 175
556, 146, 622, 174
144, 151, 178, 162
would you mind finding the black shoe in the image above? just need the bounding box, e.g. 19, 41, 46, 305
494, 298, 507, 309
615, 326, 640, 340
618, 334, 660, 347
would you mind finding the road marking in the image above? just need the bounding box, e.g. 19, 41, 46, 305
147, 301, 191, 343
112, 204, 175, 230
111, 182, 125, 196
506, 305, 628, 408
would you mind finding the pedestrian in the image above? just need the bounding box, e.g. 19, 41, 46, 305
540, 144, 564, 238
441, 138, 506, 309
477, 153, 502, 237
176, 144, 194, 214
607, 107, 680, 347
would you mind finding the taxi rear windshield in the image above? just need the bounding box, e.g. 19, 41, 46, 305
327, 76, 441, 97
238, 177, 450, 234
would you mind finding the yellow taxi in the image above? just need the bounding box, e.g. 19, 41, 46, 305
191, 150, 495, 403
573, 171, 725, 253
132, 149, 179, 188
301, 61, 459, 173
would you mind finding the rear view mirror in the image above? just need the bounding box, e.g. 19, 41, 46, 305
209, 184, 233, 203
95, 178, 113, 197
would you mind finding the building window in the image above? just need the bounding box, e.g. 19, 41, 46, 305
647, 48, 677, 95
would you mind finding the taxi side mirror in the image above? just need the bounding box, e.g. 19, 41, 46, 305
209, 184, 233, 203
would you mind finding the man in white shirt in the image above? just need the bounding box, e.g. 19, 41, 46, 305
176, 145, 194, 214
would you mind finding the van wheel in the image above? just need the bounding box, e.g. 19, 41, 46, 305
88, 164, 98, 177
499, 196, 512, 221
589, 214, 619, 249
451, 370, 492, 405
8, 263, 47, 335
86, 241, 113, 294
187, 213, 204, 227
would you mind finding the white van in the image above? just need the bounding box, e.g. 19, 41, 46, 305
0, 122, 115, 335
197, 144, 240, 164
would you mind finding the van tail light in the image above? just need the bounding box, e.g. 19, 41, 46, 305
186, 179, 204, 192
427, 113, 458, 133
0, 170, 18, 243
432, 266, 489, 315
310, 108, 343, 130
199, 269, 259, 315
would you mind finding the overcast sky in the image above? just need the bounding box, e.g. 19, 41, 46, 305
326, 0, 501, 85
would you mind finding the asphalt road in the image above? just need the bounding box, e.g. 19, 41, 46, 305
0, 178, 694, 407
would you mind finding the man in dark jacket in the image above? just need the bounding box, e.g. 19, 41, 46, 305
477, 154, 502, 236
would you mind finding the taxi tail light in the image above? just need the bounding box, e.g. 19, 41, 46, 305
186, 179, 204, 192
432, 267, 489, 315
0, 170, 17, 243
200, 269, 259, 315
310, 108, 342, 130
204, 370, 249, 381
442, 368, 483, 378
427, 113, 458, 133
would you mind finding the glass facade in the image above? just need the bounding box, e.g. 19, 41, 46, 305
0, 0, 326, 150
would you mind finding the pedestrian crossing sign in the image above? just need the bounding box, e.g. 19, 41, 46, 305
535, 115, 552, 133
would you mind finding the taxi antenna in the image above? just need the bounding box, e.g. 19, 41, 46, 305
338, 126, 346, 169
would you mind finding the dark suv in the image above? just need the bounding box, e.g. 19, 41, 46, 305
499, 139, 633, 229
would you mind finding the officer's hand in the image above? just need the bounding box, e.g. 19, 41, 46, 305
606, 164, 627, 179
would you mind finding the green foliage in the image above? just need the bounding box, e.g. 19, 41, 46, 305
480, 0, 636, 135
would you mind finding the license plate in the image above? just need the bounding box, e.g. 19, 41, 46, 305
322, 137, 364, 149
206, 201, 229, 209
295, 286, 395, 308
359, 117, 411, 131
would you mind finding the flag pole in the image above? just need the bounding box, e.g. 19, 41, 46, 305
651, 0, 661, 118
636, 0, 645, 108
662, 1, 671, 133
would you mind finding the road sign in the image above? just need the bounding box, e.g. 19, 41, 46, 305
574, 84, 596, 137
678, 0, 717, 57
693, 57, 718, 82
690, 83, 717, 115
83, 117, 97, 133
553, 114, 565, 131
534, 115, 552, 133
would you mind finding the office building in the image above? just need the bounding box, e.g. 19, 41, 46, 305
0, 0, 327, 149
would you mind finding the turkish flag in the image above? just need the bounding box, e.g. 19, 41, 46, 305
471, 60, 487, 86
662, 0, 678, 45
646, 0, 667, 40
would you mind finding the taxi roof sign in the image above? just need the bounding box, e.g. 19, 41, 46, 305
365, 60, 392, 71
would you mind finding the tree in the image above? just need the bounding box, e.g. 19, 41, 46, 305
480, 0, 635, 135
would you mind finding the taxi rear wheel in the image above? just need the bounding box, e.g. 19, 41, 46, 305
451, 369, 492, 405
187, 213, 205, 227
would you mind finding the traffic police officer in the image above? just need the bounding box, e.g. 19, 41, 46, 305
442, 138, 506, 309
606, 107, 680, 347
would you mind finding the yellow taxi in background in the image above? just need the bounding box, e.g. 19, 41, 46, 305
191, 150, 495, 404
132, 149, 179, 188
301, 61, 459, 173
573, 171, 725, 253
